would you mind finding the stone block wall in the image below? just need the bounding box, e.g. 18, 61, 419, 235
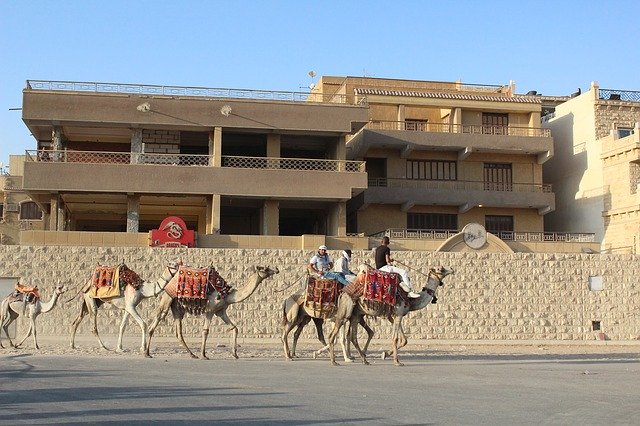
1, 246, 639, 345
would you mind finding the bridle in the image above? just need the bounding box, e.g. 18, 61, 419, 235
153, 264, 179, 296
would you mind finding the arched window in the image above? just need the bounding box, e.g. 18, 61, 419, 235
19, 201, 42, 220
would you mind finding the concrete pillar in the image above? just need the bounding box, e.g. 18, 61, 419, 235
397, 105, 406, 129
452, 107, 462, 132
130, 128, 143, 164
126, 194, 140, 233
266, 134, 280, 157
328, 202, 347, 236
209, 127, 222, 167
261, 200, 279, 235
49, 194, 59, 231
206, 194, 221, 234
52, 127, 64, 161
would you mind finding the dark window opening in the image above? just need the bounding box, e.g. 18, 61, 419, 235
485, 215, 513, 233
592, 321, 601, 331
407, 213, 457, 230
484, 163, 512, 191
19, 202, 42, 220
220, 206, 260, 235
366, 157, 387, 187
482, 113, 509, 135
279, 208, 326, 236
407, 160, 457, 180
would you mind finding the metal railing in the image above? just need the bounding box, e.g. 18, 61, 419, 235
366, 120, 551, 137
599, 88, 640, 102
372, 228, 595, 242
368, 178, 552, 193
222, 156, 366, 172
24, 150, 366, 173
25, 80, 367, 105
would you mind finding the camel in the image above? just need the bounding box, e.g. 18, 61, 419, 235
145, 265, 279, 359
327, 265, 454, 366
69, 262, 179, 356
281, 289, 374, 362
0, 283, 66, 349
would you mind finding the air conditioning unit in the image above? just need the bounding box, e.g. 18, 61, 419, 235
5, 203, 18, 212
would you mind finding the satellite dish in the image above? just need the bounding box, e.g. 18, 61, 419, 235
308, 70, 317, 78
220, 105, 232, 117
136, 102, 151, 112
308, 83, 315, 90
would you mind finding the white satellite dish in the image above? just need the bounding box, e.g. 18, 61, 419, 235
136, 102, 151, 112
308, 70, 317, 78
220, 105, 232, 117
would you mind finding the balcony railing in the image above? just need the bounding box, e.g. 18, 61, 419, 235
599, 88, 640, 102
25, 150, 366, 173
366, 120, 551, 137
372, 228, 595, 242
368, 178, 552, 193
25, 80, 367, 105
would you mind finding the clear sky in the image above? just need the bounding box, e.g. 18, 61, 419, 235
1, 0, 638, 167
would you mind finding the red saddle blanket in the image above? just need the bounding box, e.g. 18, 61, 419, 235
363, 269, 400, 307
89, 264, 144, 299
304, 277, 339, 319
93, 266, 116, 288
10, 283, 40, 304
164, 265, 231, 300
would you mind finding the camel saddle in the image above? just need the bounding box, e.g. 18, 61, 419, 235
362, 269, 400, 317
10, 283, 40, 304
304, 276, 339, 319
89, 264, 144, 299
165, 265, 231, 315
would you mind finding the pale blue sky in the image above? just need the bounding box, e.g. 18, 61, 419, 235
1, 0, 639, 166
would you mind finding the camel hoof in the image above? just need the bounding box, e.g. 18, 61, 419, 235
363, 359, 370, 365
144, 353, 152, 359
394, 362, 404, 367
381, 351, 388, 360
232, 354, 239, 360
331, 361, 340, 366
200, 355, 209, 360
344, 358, 354, 363
313, 352, 318, 359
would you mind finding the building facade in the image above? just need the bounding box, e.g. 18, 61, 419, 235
312, 76, 555, 238
543, 82, 640, 252
20, 81, 368, 239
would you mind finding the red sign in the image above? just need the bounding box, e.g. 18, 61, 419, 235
150, 216, 195, 248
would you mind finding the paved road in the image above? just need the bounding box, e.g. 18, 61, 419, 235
1, 350, 639, 425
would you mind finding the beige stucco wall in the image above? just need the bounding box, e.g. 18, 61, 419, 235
1, 246, 637, 345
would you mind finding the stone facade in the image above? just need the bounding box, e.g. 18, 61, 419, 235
1, 245, 638, 344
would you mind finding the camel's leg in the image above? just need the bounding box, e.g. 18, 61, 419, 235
391, 318, 404, 366
327, 318, 344, 366
382, 323, 407, 360
280, 322, 299, 361
349, 315, 370, 365
291, 316, 312, 358
15, 317, 35, 349
215, 310, 238, 359
116, 312, 130, 353
174, 317, 197, 359
3, 311, 19, 348
339, 324, 353, 363
70, 300, 89, 349
311, 317, 326, 346
123, 304, 148, 356
89, 301, 108, 351
145, 297, 174, 357
200, 314, 213, 360
360, 316, 375, 355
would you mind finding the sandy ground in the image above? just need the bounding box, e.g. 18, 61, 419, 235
2, 335, 639, 361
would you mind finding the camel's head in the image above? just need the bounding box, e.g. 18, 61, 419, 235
429, 266, 454, 286
165, 260, 182, 279
55, 284, 66, 294
255, 265, 279, 279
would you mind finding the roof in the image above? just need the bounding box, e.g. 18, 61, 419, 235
355, 88, 542, 104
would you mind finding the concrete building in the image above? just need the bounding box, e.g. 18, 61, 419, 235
312, 76, 556, 240
19, 80, 368, 241
543, 82, 640, 253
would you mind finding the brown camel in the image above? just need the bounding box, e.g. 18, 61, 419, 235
0, 283, 66, 349
328, 265, 454, 366
281, 288, 373, 362
145, 265, 279, 359
69, 262, 179, 356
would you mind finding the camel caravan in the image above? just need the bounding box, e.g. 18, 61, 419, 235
1, 238, 453, 366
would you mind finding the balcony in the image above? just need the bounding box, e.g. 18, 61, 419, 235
22, 150, 367, 201
361, 178, 555, 214
349, 121, 553, 163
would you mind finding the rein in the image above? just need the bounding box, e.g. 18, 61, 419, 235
153, 265, 178, 296
273, 273, 306, 294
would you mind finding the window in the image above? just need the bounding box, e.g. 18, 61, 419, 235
405, 119, 428, 131
482, 113, 509, 135
485, 215, 513, 233
19, 201, 42, 220
407, 213, 457, 230
617, 127, 634, 139
484, 163, 512, 191
0, 203, 3, 219
407, 160, 457, 180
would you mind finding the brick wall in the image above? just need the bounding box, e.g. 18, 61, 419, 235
142, 129, 180, 154
1, 246, 639, 343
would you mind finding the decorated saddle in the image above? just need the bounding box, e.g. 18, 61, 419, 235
360, 268, 400, 317
89, 264, 144, 299
304, 276, 339, 319
164, 265, 232, 315
9, 283, 40, 304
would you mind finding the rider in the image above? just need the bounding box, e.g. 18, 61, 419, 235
374, 236, 420, 298
334, 249, 356, 285
308, 245, 350, 287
